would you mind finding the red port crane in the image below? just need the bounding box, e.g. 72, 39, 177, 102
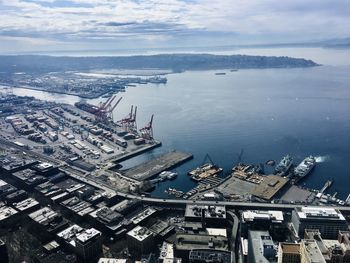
95, 96, 122, 123
140, 114, 154, 140
117, 105, 137, 132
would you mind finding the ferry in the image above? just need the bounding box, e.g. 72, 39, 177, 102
294, 156, 316, 178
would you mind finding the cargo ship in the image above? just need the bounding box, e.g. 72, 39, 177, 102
188, 163, 223, 182
74, 101, 99, 114
275, 155, 293, 175
294, 156, 316, 178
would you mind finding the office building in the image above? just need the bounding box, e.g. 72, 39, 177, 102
292, 207, 348, 239
247, 230, 276, 263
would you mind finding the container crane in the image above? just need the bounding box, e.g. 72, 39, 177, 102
140, 114, 154, 140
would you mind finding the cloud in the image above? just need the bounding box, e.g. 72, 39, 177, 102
0, 0, 350, 52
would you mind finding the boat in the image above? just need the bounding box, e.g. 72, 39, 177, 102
294, 156, 316, 178
159, 171, 178, 180
188, 163, 223, 182
215, 72, 226, 75
230, 69, 238, 72
275, 155, 293, 175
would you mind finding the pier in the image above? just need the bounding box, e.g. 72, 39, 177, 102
122, 151, 193, 181
320, 179, 333, 194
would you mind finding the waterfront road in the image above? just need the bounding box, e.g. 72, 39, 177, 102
1, 137, 350, 213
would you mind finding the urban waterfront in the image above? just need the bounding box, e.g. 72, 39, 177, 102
9, 47, 350, 199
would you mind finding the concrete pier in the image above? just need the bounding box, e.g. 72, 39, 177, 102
122, 151, 193, 181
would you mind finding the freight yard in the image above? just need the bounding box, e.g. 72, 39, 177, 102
1, 92, 350, 263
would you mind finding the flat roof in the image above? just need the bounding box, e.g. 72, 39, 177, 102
242, 210, 284, 223
280, 243, 300, 254
76, 228, 101, 244
14, 198, 39, 211
127, 225, 153, 242
185, 204, 226, 219
296, 207, 346, 221
98, 259, 127, 263
175, 233, 229, 251
57, 224, 84, 247
206, 228, 227, 238
248, 230, 275, 263
302, 239, 326, 263
29, 207, 59, 225
130, 207, 157, 225
0, 206, 18, 221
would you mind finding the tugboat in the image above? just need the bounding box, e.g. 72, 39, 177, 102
275, 155, 293, 175
294, 156, 316, 178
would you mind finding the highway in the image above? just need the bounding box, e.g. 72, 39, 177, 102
2, 137, 350, 213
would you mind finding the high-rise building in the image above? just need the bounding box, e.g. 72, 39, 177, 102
0, 239, 9, 263
277, 243, 301, 263
75, 228, 102, 262
300, 239, 326, 263
292, 207, 348, 239
247, 230, 276, 263
127, 226, 154, 259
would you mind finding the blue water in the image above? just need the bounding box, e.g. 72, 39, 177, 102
9, 47, 350, 199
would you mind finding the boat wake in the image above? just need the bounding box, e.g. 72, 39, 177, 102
314, 155, 330, 163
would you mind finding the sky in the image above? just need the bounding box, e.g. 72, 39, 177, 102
0, 0, 350, 53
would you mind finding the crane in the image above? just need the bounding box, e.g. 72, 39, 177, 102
117, 105, 137, 132
140, 114, 154, 140
95, 96, 122, 123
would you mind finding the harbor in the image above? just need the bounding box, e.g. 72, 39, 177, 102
121, 151, 193, 181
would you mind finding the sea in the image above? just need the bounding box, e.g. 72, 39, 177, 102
6, 47, 350, 199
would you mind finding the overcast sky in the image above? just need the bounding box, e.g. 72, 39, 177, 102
0, 0, 350, 53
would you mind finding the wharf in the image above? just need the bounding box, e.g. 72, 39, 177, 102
107, 141, 162, 163
122, 151, 193, 181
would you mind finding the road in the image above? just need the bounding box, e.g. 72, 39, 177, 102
2, 137, 350, 213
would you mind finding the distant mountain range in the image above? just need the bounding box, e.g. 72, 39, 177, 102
0, 54, 318, 74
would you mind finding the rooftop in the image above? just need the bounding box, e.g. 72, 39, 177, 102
175, 233, 229, 251
185, 204, 226, 219
0, 206, 18, 221
76, 228, 101, 244
279, 243, 300, 254
57, 224, 84, 247
242, 210, 284, 223
248, 230, 276, 263
127, 225, 153, 242
29, 207, 59, 225
296, 207, 346, 221
14, 197, 39, 211
302, 239, 326, 263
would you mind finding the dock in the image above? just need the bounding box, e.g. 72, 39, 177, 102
320, 179, 333, 194
122, 151, 193, 181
